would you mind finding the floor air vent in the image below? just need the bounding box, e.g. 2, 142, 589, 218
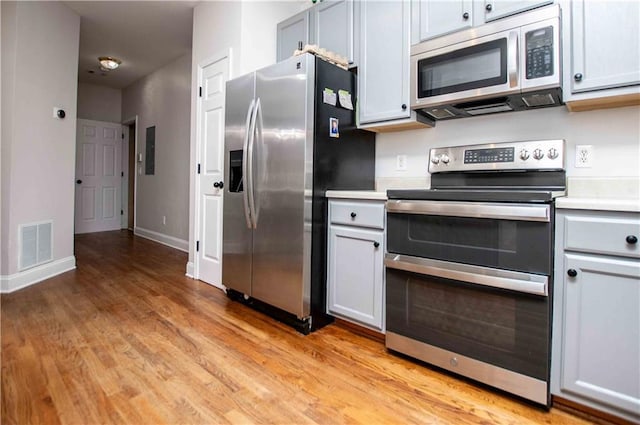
19, 221, 52, 271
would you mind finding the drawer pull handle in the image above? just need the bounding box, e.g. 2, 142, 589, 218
626, 235, 638, 244
350, 212, 357, 218
567, 269, 578, 277
373, 241, 380, 248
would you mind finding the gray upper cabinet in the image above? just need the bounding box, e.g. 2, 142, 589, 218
312, 0, 355, 65
276, 1, 354, 65
412, 0, 552, 43
412, 0, 473, 42
564, 0, 640, 96
277, 10, 310, 62
359, 0, 411, 124
552, 210, 640, 424
483, 0, 552, 22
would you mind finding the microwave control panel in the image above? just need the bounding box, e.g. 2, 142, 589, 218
526, 26, 554, 80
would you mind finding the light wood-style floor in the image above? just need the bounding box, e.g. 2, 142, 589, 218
2, 230, 604, 424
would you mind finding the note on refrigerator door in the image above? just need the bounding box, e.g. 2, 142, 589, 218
323, 88, 337, 106
338, 90, 353, 110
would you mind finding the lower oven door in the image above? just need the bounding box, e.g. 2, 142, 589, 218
385, 254, 551, 406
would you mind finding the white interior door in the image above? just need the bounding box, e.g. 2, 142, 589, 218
196, 53, 230, 287
74, 119, 123, 234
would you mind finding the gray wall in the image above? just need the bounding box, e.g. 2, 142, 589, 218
1, 1, 80, 277
77, 82, 122, 123
122, 53, 192, 244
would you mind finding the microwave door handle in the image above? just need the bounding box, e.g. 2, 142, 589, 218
508, 30, 519, 88
242, 99, 256, 229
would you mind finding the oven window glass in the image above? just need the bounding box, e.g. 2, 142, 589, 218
386, 269, 550, 380
387, 213, 551, 274
417, 38, 507, 98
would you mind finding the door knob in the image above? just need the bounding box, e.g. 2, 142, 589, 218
373, 241, 380, 248
626, 235, 638, 244
567, 269, 578, 277
76, 179, 82, 184
213, 181, 224, 189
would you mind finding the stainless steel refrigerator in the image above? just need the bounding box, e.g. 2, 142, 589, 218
222, 53, 375, 333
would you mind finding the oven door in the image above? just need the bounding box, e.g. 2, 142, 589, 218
386, 200, 552, 274
384, 259, 551, 405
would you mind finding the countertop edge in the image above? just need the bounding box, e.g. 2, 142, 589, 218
325, 190, 388, 201
555, 197, 640, 213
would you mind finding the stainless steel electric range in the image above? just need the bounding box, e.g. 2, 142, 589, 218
385, 139, 566, 407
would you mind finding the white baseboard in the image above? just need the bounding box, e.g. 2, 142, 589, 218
0, 256, 76, 293
134, 227, 188, 252
185, 261, 195, 278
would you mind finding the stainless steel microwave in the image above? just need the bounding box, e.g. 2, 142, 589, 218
410, 5, 561, 120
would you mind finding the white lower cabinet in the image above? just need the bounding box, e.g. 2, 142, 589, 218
327, 199, 385, 331
552, 209, 640, 423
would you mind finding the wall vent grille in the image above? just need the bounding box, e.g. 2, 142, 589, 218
19, 221, 53, 271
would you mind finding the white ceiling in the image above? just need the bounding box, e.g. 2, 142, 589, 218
64, 1, 198, 89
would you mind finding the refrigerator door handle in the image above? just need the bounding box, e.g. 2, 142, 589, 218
252, 98, 264, 227
241, 99, 255, 229
247, 97, 260, 229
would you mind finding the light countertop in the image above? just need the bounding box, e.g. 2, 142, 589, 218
325, 190, 387, 201
557, 177, 640, 212
555, 197, 640, 213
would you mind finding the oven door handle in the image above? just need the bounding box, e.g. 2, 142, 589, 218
384, 253, 548, 296
385, 200, 550, 222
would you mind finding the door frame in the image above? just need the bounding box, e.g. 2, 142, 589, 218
122, 115, 138, 231
193, 48, 233, 287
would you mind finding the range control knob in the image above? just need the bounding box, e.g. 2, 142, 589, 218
519, 149, 530, 160
431, 155, 440, 165
533, 148, 545, 160
548, 148, 559, 159
440, 154, 450, 164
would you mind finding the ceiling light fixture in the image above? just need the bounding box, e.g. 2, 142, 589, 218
98, 56, 121, 71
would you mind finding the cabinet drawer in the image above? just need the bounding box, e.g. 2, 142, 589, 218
565, 215, 640, 258
330, 200, 385, 229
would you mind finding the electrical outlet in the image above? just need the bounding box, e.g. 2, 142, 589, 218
396, 155, 407, 171
575, 145, 593, 168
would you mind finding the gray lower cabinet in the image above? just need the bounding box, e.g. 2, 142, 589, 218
327, 199, 385, 331
552, 209, 640, 423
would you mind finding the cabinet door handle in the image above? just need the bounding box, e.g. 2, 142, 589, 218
567, 269, 578, 277
626, 235, 638, 244
463, 12, 469, 20
485, 3, 492, 12
373, 241, 380, 248
574, 73, 583, 82
350, 212, 357, 218
401, 104, 407, 110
